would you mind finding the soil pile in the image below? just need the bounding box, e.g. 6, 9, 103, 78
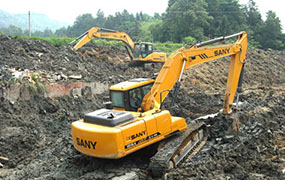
0, 35, 284, 179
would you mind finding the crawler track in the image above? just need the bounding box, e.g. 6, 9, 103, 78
149, 123, 208, 177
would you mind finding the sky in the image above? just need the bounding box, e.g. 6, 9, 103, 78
1, 0, 285, 32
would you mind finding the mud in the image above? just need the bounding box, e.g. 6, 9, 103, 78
0, 35, 284, 179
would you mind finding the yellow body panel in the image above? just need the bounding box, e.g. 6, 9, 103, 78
72, 110, 187, 159
72, 120, 124, 158
135, 51, 167, 63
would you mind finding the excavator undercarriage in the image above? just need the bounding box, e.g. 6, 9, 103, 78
149, 122, 208, 176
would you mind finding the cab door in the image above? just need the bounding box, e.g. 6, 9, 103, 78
133, 44, 141, 59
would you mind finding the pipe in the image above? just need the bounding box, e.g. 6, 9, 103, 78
196, 32, 243, 48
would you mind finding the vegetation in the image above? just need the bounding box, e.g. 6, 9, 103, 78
31, 36, 74, 47
154, 42, 184, 55
0, 0, 284, 50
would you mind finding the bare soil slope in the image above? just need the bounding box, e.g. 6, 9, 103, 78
0, 35, 284, 179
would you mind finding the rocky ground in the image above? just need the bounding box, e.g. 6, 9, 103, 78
0, 35, 284, 179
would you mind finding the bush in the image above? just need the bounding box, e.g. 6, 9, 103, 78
92, 39, 125, 48
31, 36, 74, 47
182, 36, 197, 45
154, 42, 183, 55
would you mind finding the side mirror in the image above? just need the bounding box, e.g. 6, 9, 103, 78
104, 101, 113, 109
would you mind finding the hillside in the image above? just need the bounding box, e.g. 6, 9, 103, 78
0, 10, 69, 31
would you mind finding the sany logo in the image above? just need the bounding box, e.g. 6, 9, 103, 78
127, 130, 146, 141
76, 137, 97, 150
192, 48, 231, 61
214, 48, 230, 56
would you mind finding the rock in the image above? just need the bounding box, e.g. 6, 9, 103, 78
68, 74, 82, 80
112, 172, 138, 180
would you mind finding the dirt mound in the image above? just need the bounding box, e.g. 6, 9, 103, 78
0, 35, 284, 179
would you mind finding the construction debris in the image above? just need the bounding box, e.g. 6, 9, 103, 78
0, 35, 284, 180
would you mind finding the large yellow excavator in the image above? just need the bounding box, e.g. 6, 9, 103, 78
71, 31, 248, 175
71, 27, 167, 63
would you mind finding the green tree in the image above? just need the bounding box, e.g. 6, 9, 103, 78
162, 0, 213, 42
259, 11, 284, 50
153, 13, 161, 19
244, 0, 263, 48
149, 19, 167, 42
138, 19, 158, 41
245, 0, 262, 28
205, 0, 248, 37
32, 28, 54, 37
95, 9, 106, 27
67, 14, 96, 37
55, 27, 68, 37
183, 36, 196, 45
104, 10, 138, 39
0, 25, 23, 36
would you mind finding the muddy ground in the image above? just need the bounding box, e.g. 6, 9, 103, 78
0, 35, 284, 179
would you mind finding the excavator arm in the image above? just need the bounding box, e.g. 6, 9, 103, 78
141, 31, 248, 114
72, 27, 135, 50
71, 27, 135, 60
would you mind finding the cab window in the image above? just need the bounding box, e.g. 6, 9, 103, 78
141, 44, 146, 52
129, 88, 143, 109
141, 44, 147, 58
129, 83, 153, 109
133, 44, 140, 58
142, 83, 152, 97
148, 45, 153, 52
111, 91, 124, 108
141, 44, 153, 58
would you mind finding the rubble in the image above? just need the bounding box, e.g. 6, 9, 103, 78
0, 35, 284, 179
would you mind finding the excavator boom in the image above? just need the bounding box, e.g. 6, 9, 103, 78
73, 27, 135, 50
141, 31, 247, 114
146, 32, 247, 176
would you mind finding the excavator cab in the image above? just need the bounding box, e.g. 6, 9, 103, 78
133, 43, 154, 60
109, 78, 154, 111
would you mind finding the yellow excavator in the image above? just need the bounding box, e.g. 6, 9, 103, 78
71, 31, 248, 175
71, 27, 167, 63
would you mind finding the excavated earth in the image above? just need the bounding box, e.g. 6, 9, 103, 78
0, 35, 284, 180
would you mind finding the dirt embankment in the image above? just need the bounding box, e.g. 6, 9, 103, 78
0, 35, 284, 180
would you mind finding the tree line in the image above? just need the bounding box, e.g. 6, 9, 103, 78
1, 0, 284, 50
